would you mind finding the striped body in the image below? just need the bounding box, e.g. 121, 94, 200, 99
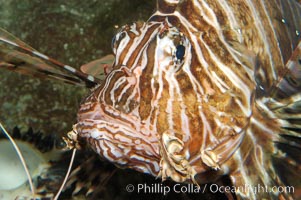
73, 0, 301, 199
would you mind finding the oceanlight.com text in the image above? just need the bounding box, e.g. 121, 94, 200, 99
125, 183, 295, 196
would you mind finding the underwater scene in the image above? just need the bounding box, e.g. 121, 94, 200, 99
0, 0, 300, 200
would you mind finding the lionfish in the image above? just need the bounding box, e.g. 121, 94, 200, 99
0, 0, 300, 199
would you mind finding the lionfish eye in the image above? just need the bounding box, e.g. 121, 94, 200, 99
175, 44, 185, 61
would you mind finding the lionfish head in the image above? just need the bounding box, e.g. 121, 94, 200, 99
71, 0, 280, 184
72, 13, 251, 183
74, 20, 196, 180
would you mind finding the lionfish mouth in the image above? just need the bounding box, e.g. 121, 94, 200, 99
73, 93, 161, 176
